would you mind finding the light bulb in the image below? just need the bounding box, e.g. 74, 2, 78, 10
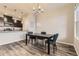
4, 12, 8, 15
41, 9, 44, 12
38, 5, 41, 9
33, 7, 35, 10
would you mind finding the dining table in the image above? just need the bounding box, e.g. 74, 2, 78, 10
26, 33, 53, 55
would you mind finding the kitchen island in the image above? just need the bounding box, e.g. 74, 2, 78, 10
0, 31, 26, 45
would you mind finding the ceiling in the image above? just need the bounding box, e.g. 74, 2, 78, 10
0, 3, 71, 19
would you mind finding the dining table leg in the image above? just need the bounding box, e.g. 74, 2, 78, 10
48, 38, 50, 55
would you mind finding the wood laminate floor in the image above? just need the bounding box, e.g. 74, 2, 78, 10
0, 40, 77, 56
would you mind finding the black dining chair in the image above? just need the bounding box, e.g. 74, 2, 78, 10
45, 33, 59, 53
37, 32, 46, 46
28, 32, 36, 44
41, 32, 46, 35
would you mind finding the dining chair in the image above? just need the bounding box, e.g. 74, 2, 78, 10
41, 32, 46, 34
37, 32, 46, 46
45, 33, 59, 53
28, 32, 36, 44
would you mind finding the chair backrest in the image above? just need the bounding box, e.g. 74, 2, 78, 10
28, 32, 33, 34
50, 33, 59, 43
53, 33, 59, 42
41, 32, 46, 35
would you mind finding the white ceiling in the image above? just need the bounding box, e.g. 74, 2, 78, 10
0, 3, 70, 18
0, 3, 68, 12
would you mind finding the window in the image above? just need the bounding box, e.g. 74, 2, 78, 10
75, 4, 79, 38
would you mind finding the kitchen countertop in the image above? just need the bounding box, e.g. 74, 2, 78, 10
0, 31, 27, 33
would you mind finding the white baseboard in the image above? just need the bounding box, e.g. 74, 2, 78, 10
57, 41, 73, 46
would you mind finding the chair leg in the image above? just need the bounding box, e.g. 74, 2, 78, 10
45, 42, 47, 49
36, 39, 38, 45
34, 39, 36, 44
53, 44, 57, 53
55, 45, 57, 51
31, 39, 33, 44
34, 38, 37, 45
28, 39, 30, 43
42, 40, 44, 46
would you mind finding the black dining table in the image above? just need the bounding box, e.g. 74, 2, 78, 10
26, 33, 53, 55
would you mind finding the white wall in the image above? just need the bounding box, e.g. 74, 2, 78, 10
23, 14, 36, 32
36, 4, 74, 45
23, 4, 74, 45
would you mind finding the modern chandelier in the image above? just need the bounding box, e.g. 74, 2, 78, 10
33, 3, 44, 15
32, 3, 44, 32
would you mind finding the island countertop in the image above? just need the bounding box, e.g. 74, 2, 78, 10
0, 31, 27, 33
